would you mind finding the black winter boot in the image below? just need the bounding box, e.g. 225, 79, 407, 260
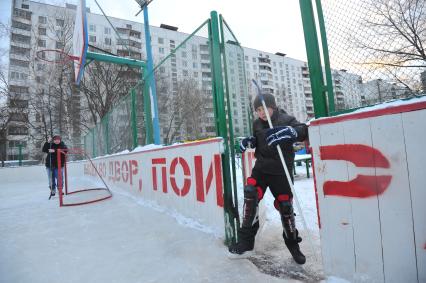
278, 198, 306, 264
228, 240, 254, 257
284, 230, 306, 264
229, 182, 261, 258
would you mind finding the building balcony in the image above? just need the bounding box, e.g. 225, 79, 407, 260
116, 44, 142, 53
12, 9, 32, 22
11, 27, 31, 37
9, 55, 30, 64
258, 57, 271, 64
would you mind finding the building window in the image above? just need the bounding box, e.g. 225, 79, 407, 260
104, 27, 111, 34
9, 113, 28, 122
10, 46, 30, 56
89, 24, 96, 32
55, 41, 64, 49
55, 30, 64, 38
38, 27, 46, 35
89, 35, 96, 43
9, 140, 27, 148
159, 47, 164, 54
126, 24, 132, 29
11, 33, 31, 44
10, 59, 29, 68
9, 99, 28, 108
56, 19, 64, 27
181, 51, 187, 58
39, 16, 47, 24
12, 20, 31, 31
8, 126, 28, 135
21, 4, 29, 9
183, 70, 188, 77
252, 57, 256, 62
38, 39, 46, 47
158, 37, 164, 44
104, 38, 111, 45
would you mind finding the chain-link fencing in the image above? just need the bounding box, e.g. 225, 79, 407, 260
320, 0, 425, 111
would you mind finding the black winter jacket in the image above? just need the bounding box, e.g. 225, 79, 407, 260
252, 109, 308, 175
42, 141, 67, 168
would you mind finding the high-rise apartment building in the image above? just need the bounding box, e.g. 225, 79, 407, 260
6, 0, 366, 160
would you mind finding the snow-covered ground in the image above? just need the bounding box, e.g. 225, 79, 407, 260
0, 159, 343, 283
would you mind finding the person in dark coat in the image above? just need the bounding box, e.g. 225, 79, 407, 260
228, 93, 308, 264
42, 135, 67, 196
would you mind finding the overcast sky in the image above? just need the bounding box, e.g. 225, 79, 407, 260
83, 0, 308, 61
0, 0, 308, 62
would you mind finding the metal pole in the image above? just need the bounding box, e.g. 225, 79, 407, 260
143, 6, 161, 144
86, 51, 145, 67
131, 88, 138, 149
315, 0, 335, 113
299, 0, 329, 118
210, 11, 238, 246
18, 144, 23, 166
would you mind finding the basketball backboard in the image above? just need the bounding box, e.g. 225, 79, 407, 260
72, 0, 88, 85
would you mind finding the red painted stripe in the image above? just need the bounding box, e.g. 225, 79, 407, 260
320, 144, 390, 168
311, 101, 426, 126
324, 175, 392, 198
310, 148, 321, 229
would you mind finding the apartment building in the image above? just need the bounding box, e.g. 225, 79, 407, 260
6, 0, 358, 160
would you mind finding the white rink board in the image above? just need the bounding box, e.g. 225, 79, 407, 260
81, 138, 226, 236
309, 101, 426, 283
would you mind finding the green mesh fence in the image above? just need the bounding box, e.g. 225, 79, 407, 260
319, 0, 425, 111
144, 20, 217, 144
83, 81, 146, 157
220, 18, 251, 138
108, 93, 133, 153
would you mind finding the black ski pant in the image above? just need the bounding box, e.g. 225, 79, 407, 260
238, 165, 294, 245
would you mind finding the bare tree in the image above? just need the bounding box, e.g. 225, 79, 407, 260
80, 61, 140, 122
159, 77, 208, 144
358, 0, 425, 91
0, 69, 10, 166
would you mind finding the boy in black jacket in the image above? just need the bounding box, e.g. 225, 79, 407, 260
229, 93, 308, 264
42, 135, 67, 196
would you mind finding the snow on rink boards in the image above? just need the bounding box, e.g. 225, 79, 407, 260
309, 98, 426, 283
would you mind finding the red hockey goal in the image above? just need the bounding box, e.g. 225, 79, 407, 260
56, 148, 112, 207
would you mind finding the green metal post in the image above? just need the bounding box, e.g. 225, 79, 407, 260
219, 14, 240, 231
92, 128, 96, 157
143, 78, 154, 144
315, 0, 335, 113
299, 0, 329, 118
18, 144, 23, 166
104, 113, 110, 155
131, 88, 138, 149
210, 10, 238, 246
86, 51, 146, 68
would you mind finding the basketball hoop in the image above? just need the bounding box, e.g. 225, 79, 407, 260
36, 49, 80, 64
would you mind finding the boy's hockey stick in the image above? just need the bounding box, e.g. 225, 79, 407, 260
252, 79, 317, 261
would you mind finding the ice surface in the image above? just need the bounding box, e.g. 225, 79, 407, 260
0, 158, 343, 282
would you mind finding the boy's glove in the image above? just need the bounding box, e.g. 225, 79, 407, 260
240, 136, 256, 153
266, 126, 297, 146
